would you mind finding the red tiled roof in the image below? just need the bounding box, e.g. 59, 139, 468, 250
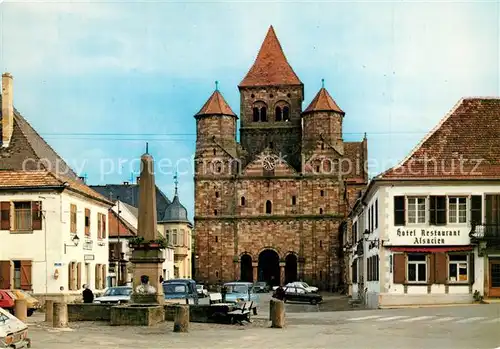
380, 98, 500, 180
0, 170, 112, 204
303, 88, 344, 114
239, 26, 302, 87
195, 90, 236, 117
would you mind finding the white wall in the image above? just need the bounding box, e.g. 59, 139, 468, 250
0, 190, 109, 297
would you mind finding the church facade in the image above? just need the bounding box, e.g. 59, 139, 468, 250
193, 26, 368, 290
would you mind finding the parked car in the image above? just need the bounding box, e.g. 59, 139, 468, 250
9, 290, 40, 317
0, 306, 31, 348
253, 281, 270, 293
94, 286, 132, 304
196, 284, 209, 298
163, 282, 197, 305
223, 282, 259, 315
163, 279, 198, 305
0, 290, 15, 314
283, 286, 323, 305
273, 281, 319, 293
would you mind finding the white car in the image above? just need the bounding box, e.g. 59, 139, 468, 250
94, 286, 132, 304
196, 284, 209, 298
0, 306, 31, 348
273, 282, 319, 293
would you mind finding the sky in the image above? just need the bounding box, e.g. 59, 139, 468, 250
0, 0, 499, 220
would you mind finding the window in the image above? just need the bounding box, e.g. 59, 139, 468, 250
13, 260, 21, 289
241, 197, 246, 206
173, 229, 178, 245
352, 259, 358, 283
13, 202, 31, 231
85, 208, 91, 236
407, 254, 427, 283
394, 196, 405, 226
265, 200, 272, 214
275, 106, 282, 121
429, 196, 446, 225
214, 209, 218, 216
296, 287, 306, 294
260, 107, 267, 122
319, 208, 323, 214
178, 230, 184, 246
292, 196, 296, 205
368, 206, 371, 231
352, 221, 358, 243
215, 191, 219, 198
375, 199, 378, 229
407, 197, 426, 224
269, 141, 273, 149
448, 254, 468, 282
70, 204, 77, 233
215, 236, 218, 242
448, 197, 467, 223
213, 148, 216, 156
470, 195, 482, 224
320, 190, 324, 197
253, 107, 259, 122
321, 142, 325, 150
283, 106, 290, 121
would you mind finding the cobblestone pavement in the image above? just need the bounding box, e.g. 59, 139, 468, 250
25, 303, 500, 349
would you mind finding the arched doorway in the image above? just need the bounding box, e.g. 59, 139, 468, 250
258, 249, 280, 286
240, 254, 253, 282
285, 254, 298, 284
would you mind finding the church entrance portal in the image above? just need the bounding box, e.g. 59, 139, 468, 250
258, 249, 280, 286
285, 254, 298, 284
240, 254, 253, 282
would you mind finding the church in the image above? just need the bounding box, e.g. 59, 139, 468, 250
193, 26, 368, 290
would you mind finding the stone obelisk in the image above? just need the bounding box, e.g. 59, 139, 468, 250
130, 147, 165, 304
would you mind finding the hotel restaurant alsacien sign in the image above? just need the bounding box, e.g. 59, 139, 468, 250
386, 227, 470, 246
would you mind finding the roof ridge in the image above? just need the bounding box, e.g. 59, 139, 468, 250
303, 87, 344, 114
195, 89, 236, 117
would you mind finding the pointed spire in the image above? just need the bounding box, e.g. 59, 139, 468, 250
303, 86, 344, 115
195, 88, 236, 117
215, 80, 219, 91
173, 171, 179, 197
239, 26, 302, 87
145, 142, 149, 154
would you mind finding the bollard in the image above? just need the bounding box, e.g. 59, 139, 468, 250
269, 299, 275, 321
45, 300, 54, 323
270, 298, 285, 328
173, 305, 189, 333
14, 299, 28, 322
52, 302, 68, 328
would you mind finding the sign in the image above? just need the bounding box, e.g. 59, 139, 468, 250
385, 226, 471, 246
54, 262, 63, 267
83, 240, 93, 251
84, 254, 95, 261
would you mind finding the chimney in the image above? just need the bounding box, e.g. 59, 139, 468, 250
1, 73, 14, 148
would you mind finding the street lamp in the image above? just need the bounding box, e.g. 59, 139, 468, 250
64, 234, 80, 254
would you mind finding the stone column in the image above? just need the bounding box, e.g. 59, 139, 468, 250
252, 262, 258, 282
173, 305, 189, 332
45, 300, 54, 323
279, 262, 285, 286
14, 299, 27, 322
270, 299, 285, 328
52, 302, 68, 328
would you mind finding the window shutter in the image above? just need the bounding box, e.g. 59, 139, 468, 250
428, 254, 435, 284
102, 215, 107, 239
394, 196, 405, 226
393, 253, 406, 284
0, 202, 11, 230
101, 264, 107, 289
469, 253, 475, 285
20, 260, 32, 291
85, 209, 90, 236
32, 201, 42, 230
68, 263, 74, 290
0, 261, 11, 289
376, 255, 379, 281
98, 214, 102, 239
429, 196, 437, 225
434, 253, 447, 284
70, 204, 76, 233
95, 264, 101, 289
429, 196, 446, 225
471, 196, 482, 225
77, 262, 82, 289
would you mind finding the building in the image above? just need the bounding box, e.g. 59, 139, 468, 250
194, 26, 368, 289
161, 179, 193, 279
0, 73, 112, 302
345, 97, 500, 308
107, 200, 174, 286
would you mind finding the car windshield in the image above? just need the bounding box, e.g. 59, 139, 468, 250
196, 285, 202, 290
225, 285, 249, 294
103, 288, 132, 296
164, 284, 187, 294
300, 282, 310, 288
255, 282, 266, 286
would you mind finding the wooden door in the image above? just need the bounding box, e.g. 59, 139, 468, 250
489, 259, 500, 297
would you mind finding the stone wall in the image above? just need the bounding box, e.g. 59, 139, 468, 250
67, 304, 112, 321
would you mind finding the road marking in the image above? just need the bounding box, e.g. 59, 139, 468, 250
455, 317, 487, 323
430, 317, 457, 323
401, 316, 436, 322
376, 316, 410, 321
348, 315, 384, 321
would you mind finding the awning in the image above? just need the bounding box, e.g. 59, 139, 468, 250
388, 246, 473, 253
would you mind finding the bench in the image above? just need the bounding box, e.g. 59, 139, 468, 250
209, 293, 223, 305
227, 301, 252, 325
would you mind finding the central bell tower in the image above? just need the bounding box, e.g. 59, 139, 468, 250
238, 26, 304, 171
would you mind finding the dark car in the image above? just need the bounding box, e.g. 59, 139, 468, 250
283, 286, 322, 305
253, 281, 270, 293
163, 279, 198, 305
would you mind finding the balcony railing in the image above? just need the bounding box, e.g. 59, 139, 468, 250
469, 223, 500, 241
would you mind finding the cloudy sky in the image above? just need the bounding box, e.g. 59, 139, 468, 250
0, 0, 498, 219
